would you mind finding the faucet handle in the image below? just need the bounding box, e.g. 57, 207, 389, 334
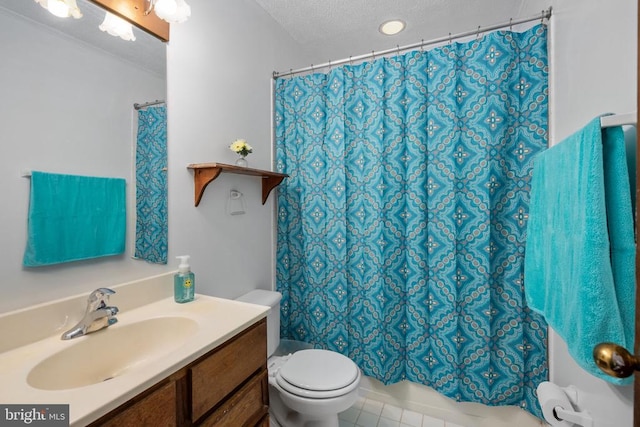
87, 288, 116, 310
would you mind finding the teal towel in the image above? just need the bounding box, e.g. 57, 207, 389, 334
524, 117, 636, 385
23, 172, 126, 267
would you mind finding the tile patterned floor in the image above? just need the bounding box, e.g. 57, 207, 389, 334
339, 396, 467, 427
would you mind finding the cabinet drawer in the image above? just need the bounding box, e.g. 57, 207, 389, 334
191, 320, 267, 422
94, 380, 176, 427
199, 370, 268, 427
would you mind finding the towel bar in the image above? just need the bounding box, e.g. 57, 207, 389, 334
600, 112, 636, 128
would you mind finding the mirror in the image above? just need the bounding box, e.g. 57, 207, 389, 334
0, 0, 166, 77
0, 0, 167, 312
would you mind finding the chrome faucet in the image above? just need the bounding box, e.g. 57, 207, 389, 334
61, 288, 119, 340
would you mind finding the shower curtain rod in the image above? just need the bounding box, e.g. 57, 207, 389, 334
273, 7, 552, 79
133, 99, 165, 110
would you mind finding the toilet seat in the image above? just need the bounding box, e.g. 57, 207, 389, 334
274, 349, 360, 399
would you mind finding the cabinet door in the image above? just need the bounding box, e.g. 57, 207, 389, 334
199, 370, 268, 427
191, 320, 267, 422
93, 380, 176, 427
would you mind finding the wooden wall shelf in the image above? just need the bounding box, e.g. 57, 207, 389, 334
187, 163, 288, 207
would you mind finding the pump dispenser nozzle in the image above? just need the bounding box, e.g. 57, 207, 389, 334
176, 255, 191, 273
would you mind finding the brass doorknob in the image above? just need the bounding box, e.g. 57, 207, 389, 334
593, 342, 639, 378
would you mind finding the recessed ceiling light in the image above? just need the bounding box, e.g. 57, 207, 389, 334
379, 19, 406, 36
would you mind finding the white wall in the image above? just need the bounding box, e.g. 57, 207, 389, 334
0, 9, 167, 313
0, 0, 308, 314
547, 0, 637, 426
256, 0, 638, 425
165, 1, 639, 425
165, 0, 311, 300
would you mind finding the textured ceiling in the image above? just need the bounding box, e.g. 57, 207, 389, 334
2, 1, 551, 80
0, 0, 166, 77
254, 0, 550, 67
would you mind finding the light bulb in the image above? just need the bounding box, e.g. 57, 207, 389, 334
34, 0, 82, 19
379, 20, 406, 36
154, 0, 177, 17
154, 0, 190, 23
47, 0, 69, 17
99, 12, 136, 41
172, 0, 191, 23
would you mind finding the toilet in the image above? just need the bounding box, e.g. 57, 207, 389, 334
237, 290, 361, 427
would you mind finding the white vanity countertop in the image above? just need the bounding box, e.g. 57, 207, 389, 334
0, 273, 269, 426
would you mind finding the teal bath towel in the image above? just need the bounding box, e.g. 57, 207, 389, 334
23, 172, 126, 267
524, 117, 636, 385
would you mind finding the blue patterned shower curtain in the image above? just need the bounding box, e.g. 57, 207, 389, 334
135, 104, 168, 264
275, 25, 548, 416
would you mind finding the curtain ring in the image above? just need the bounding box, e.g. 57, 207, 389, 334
509, 18, 513, 31
476, 26, 481, 40
448, 32, 452, 45
311, 64, 314, 73
349, 56, 353, 66
541, 10, 545, 23
328, 60, 332, 70
421, 39, 424, 52
397, 45, 401, 55
372, 50, 376, 60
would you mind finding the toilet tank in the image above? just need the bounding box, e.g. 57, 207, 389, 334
236, 290, 282, 357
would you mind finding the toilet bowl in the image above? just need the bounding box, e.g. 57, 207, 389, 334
269, 349, 361, 426
237, 290, 362, 427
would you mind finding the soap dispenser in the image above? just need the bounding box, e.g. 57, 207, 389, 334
174, 255, 195, 303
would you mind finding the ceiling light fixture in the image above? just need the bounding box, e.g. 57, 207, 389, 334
34, 0, 82, 19
99, 12, 136, 41
379, 19, 406, 36
145, 0, 191, 24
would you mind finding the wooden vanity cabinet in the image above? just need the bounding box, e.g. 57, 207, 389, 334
197, 371, 269, 427
89, 319, 268, 427
190, 319, 268, 424
95, 380, 178, 427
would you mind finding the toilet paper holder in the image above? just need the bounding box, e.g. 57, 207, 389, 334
553, 405, 593, 427
226, 189, 246, 215
538, 382, 593, 427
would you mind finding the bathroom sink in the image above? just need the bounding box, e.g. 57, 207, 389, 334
27, 316, 198, 390
0, 273, 271, 427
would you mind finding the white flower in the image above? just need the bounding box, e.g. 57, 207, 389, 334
229, 139, 253, 157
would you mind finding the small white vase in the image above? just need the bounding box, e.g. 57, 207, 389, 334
235, 157, 248, 167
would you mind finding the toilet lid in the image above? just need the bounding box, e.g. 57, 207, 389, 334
277, 349, 359, 397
